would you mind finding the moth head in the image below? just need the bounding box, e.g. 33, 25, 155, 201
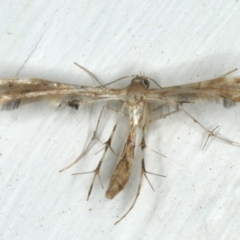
131, 76, 150, 88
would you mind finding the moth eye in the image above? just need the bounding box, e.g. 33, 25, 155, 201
143, 79, 149, 88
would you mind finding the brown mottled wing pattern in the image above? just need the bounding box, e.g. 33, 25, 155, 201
0, 78, 124, 110
146, 76, 240, 107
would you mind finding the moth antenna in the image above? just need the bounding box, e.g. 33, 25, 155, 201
102, 75, 136, 87
146, 77, 162, 88
74, 62, 103, 86
137, 71, 162, 88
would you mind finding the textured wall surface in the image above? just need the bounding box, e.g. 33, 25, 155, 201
0, 1, 240, 239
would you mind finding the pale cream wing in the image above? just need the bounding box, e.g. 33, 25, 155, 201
146, 76, 240, 107
0, 78, 124, 110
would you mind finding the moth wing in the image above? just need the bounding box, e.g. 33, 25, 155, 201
146, 76, 240, 108
0, 78, 123, 110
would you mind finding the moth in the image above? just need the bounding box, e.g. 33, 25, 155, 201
1, 64, 240, 224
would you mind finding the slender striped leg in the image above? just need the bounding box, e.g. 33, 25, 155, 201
59, 105, 124, 172
115, 132, 166, 225
140, 132, 166, 186
150, 108, 240, 149
115, 157, 166, 225
72, 124, 117, 200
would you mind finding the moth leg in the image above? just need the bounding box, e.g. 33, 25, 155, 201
140, 132, 167, 173
139, 129, 166, 158
149, 109, 181, 123
181, 109, 240, 149
150, 103, 168, 114
140, 132, 166, 189
114, 158, 144, 225
151, 103, 168, 114
70, 104, 127, 199
150, 108, 240, 149
114, 157, 165, 225
72, 124, 117, 200
59, 105, 124, 172
114, 133, 166, 225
